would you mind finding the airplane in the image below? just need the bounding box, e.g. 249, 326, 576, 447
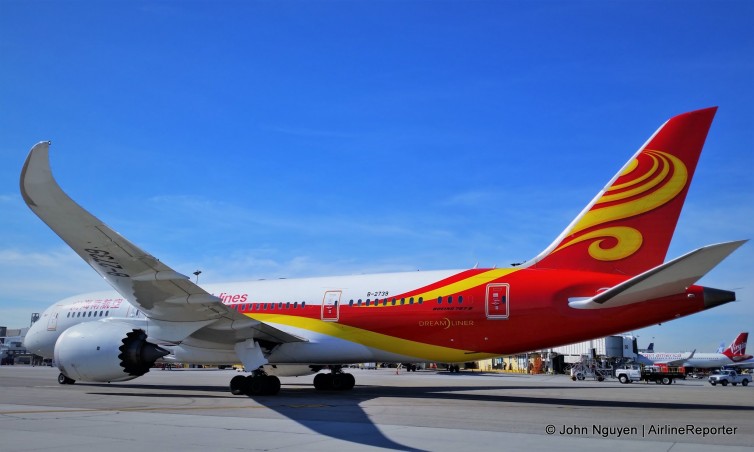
21, 107, 746, 396
637, 333, 751, 368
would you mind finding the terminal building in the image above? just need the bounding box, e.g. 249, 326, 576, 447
478, 335, 640, 374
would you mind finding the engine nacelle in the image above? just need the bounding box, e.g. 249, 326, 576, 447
54, 321, 168, 382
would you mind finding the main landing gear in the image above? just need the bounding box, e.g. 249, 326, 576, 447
229, 369, 281, 396
229, 367, 356, 396
313, 368, 356, 391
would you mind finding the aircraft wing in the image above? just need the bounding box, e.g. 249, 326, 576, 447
21, 141, 305, 345
662, 350, 695, 367
569, 240, 746, 310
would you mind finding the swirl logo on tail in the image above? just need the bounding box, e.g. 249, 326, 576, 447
553, 150, 688, 261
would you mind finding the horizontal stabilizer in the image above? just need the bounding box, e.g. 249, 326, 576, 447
569, 240, 746, 309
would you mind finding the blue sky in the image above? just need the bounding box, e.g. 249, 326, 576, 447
1, 1, 752, 352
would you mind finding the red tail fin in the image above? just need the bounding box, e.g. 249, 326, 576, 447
723, 333, 748, 359
530, 107, 717, 275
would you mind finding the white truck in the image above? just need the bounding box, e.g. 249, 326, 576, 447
614, 364, 685, 385
708, 370, 751, 387
614, 364, 642, 383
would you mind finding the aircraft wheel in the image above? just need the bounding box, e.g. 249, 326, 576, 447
265, 376, 281, 395
58, 373, 75, 385
313, 373, 330, 390
331, 374, 347, 390
245, 375, 272, 396
230, 375, 246, 395
342, 373, 355, 390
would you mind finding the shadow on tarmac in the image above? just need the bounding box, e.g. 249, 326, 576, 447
80, 372, 754, 451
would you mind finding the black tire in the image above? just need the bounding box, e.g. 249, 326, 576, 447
618, 375, 629, 384
313, 373, 330, 390
721, 380, 728, 386
661, 377, 671, 385
331, 374, 346, 390
58, 373, 75, 385
264, 376, 281, 395
342, 373, 355, 390
710, 381, 716, 386
230, 375, 246, 395
246, 375, 266, 395
743, 379, 749, 387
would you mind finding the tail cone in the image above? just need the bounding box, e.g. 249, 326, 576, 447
703, 287, 736, 309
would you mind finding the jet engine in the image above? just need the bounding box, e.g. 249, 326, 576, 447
54, 321, 168, 382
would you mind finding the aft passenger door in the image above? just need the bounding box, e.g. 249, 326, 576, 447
321, 291, 341, 322
485, 283, 509, 319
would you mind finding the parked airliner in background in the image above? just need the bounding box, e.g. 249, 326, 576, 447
22, 107, 746, 396
638, 332, 750, 368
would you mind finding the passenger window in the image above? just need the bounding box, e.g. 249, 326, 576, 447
391, 298, 396, 306
302, 302, 306, 308
286, 302, 290, 309
409, 297, 414, 305
358, 299, 362, 306
437, 296, 442, 305
458, 296, 463, 304
366, 300, 371, 306
418, 297, 423, 304
293, 302, 298, 308
382, 299, 387, 306
448, 296, 453, 304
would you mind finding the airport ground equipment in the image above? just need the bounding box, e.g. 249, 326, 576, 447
708, 370, 751, 387
615, 364, 685, 384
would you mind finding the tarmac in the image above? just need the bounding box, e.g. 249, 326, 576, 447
0, 365, 752, 451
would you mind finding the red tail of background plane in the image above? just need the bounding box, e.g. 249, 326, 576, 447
530, 107, 717, 275
723, 332, 749, 360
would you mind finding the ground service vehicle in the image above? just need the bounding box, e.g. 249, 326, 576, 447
708, 370, 751, 387
615, 364, 684, 384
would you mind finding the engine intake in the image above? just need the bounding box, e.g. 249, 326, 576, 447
54, 321, 168, 382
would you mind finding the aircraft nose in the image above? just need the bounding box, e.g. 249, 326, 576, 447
23, 322, 51, 357
23, 325, 40, 351
702, 287, 736, 309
